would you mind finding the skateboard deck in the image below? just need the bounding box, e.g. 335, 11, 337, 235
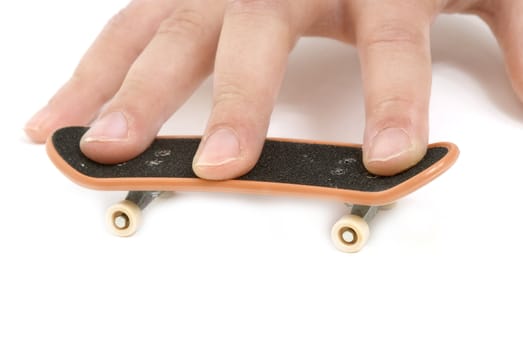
47, 126, 459, 252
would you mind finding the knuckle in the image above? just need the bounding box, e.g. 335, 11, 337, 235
214, 79, 252, 108
374, 95, 411, 109
156, 8, 206, 38
70, 71, 114, 104
443, 0, 489, 13
104, 5, 135, 35
226, 0, 289, 18
361, 20, 426, 49
100, 5, 147, 57
120, 75, 149, 93
370, 95, 421, 124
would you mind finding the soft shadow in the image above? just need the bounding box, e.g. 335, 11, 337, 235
162, 15, 522, 138
275, 38, 365, 142
431, 15, 523, 122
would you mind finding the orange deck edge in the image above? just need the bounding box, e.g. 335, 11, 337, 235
46, 135, 459, 206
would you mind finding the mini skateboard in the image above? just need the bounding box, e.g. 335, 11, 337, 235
47, 127, 459, 253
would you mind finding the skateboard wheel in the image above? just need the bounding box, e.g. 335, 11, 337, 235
331, 215, 370, 253
106, 200, 142, 237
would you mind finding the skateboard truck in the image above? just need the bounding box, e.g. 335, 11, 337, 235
107, 189, 385, 253
107, 191, 165, 237
330, 204, 389, 253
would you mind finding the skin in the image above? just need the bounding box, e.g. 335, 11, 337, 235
25, 0, 523, 179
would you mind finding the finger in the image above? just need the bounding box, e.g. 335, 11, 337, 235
485, 2, 523, 102
193, 0, 307, 180
355, 1, 434, 176
80, 3, 224, 164
25, 0, 176, 143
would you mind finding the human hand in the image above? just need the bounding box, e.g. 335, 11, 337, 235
24, 0, 523, 178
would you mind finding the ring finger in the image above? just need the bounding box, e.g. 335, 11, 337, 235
354, 0, 435, 175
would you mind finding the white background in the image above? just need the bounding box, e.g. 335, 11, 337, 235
1, 1, 523, 349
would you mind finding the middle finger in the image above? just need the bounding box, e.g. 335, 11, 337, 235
81, 0, 226, 164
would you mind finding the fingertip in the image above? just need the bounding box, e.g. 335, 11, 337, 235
363, 128, 427, 176
192, 127, 259, 181
364, 149, 427, 176
192, 161, 252, 181
24, 125, 46, 144
24, 107, 54, 143
193, 128, 241, 167
81, 112, 130, 143
80, 135, 152, 165
193, 159, 256, 181
79, 111, 151, 164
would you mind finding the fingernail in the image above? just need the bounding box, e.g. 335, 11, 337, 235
25, 106, 48, 129
82, 111, 129, 143
24, 106, 51, 140
367, 128, 413, 162
195, 128, 241, 167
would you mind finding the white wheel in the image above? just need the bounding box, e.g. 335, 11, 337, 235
106, 200, 142, 237
331, 214, 370, 253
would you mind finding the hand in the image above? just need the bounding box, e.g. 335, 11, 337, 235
25, 0, 523, 179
